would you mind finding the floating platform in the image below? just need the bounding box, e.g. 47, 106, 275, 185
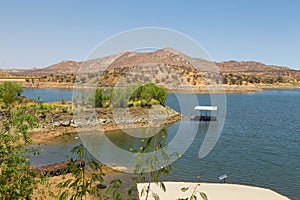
190, 115, 217, 121
190, 106, 218, 121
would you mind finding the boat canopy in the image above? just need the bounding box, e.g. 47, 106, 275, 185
194, 106, 218, 111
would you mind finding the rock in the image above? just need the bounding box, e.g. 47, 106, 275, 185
70, 123, 79, 128
61, 120, 71, 126
38, 113, 46, 119
111, 166, 129, 172
53, 113, 60, 119
99, 118, 107, 124
32, 128, 43, 132
53, 122, 61, 127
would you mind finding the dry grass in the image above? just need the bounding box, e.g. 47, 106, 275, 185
34, 166, 121, 200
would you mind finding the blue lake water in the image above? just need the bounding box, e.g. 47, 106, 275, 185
25, 89, 300, 199
23, 88, 73, 102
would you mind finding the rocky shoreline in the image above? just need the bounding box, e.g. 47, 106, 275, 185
32, 105, 183, 144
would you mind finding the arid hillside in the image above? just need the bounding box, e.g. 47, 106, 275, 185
1, 48, 300, 89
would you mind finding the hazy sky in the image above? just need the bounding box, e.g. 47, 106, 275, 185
1, 0, 300, 69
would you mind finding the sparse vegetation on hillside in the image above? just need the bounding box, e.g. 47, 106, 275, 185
2, 48, 299, 90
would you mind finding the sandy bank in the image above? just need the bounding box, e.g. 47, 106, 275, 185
34, 166, 123, 199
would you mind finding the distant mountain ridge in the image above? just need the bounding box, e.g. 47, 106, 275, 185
1, 48, 299, 89
217, 60, 291, 72
2, 48, 294, 76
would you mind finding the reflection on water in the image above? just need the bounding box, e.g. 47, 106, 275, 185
30, 135, 81, 167
76, 120, 220, 173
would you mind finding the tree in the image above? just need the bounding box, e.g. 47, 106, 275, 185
153, 85, 167, 106
0, 81, 24, 106
57, 144, 124, 200
112, 86, 133, 108
135, 128, 178, 200
111, 83, 168, 108
137, 83, 167, 107
140, 83, 155, 107
0, 107, 45, 199
94, 88, 103, 108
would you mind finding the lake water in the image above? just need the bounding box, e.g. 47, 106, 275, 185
23, 88, 73, 102
25, 89, 300, 200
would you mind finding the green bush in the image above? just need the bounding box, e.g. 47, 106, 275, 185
0, 107, 44, 199
0, 81, 24, 106
112, 83, 167, 108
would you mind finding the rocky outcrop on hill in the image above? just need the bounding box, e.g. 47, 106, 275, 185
2, 48, 300, 88
217, 60, 290, 72
0, 69, 12, 77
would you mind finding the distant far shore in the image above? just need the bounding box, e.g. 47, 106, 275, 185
169, 83, 300, 94
18, 82, 300, 94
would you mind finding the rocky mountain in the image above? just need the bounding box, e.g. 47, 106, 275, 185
7, 60, 81, 76
1, 48, 299, 88
23, 48, 207, 75
4, 48, 294, 75
0, 69, 11, 77
217, 60, 291, 72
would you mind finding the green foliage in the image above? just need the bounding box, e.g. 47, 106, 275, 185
131, 83, 167, 107
112, 83, 167, 108
80, 92, 86, 106
178, 177, 208, 200
94, 88, 103, 108
86, 88, 111, 108
73, 96, 78, 108
56, 127, 206, 200
134, 128, 176, 200
0, 81, 24, 106
77, 83, 167, 108
61, 98, 66, 105
112, 86, 134, 108
222, 73, 291, 85
105, 179, 123, 200
61, 106, 68, 113
57, 144, 125, 200
0, 107, 45, 199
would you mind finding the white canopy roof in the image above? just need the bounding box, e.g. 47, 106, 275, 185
194, 106, 218, 111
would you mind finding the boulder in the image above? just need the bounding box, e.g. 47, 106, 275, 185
53, 122, 61, 127
61, 120, 71, 126
99, 118, 107, 124
70, 123, 79, 128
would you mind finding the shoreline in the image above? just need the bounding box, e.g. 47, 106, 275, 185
21, 83, 300, 94
31, 105, 183, 144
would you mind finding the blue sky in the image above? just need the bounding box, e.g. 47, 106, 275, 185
1, 0, 300, 69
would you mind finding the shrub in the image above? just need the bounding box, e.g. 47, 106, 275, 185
0, 81, 24, 106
